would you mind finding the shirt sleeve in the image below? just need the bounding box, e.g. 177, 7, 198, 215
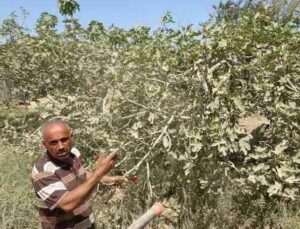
32, 171, 69, 210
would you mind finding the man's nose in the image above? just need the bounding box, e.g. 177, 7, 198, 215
58, 141, 65, 150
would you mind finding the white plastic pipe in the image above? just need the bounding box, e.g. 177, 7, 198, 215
127, 203, 164, 229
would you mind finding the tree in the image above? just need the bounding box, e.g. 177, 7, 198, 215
87, 20, 105, 41
211, 0, 300, 25
36, 12, 58, 35
57, 0, 80, 17
0, 12, 24, 42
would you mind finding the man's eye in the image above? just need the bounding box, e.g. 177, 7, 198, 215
49, 141, 58, 145
61, 137, 69, 143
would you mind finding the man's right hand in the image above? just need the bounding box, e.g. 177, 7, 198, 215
94, 150, 118, 180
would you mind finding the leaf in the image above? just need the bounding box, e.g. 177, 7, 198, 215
274, 140, 288, 155
218, 39, 227, 48
248, 175, 256, 183
40, 111, 50, 119
285, 175, 300, 184
282, 187, 297, 201
256, 175, 268, 186
252, 163, 269, 173
208, 62, 222, 74
168, 151, 178, 160
191, 143, 202, 152
163, 135, 170, 149
267, 182, 282, 196
232, 97, 245, 112
239, 136, 252, 155
183, 162, 193, 176
293, 157, 300, 164
130, 131, 139, 139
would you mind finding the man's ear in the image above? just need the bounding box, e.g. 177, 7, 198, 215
41, 139, 46, 148
70, 131, 75, 138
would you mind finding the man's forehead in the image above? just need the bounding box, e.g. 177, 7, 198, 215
43, 122, 70, 139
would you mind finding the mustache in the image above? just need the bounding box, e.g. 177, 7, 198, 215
58, 147, 70, 153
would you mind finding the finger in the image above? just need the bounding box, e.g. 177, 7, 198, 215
93, 154, 100, 161
120, 176, 128, 182
94, 153, 105, 161
107, 150, 118, 161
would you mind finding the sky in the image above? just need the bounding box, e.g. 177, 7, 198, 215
0, 0, 222, 31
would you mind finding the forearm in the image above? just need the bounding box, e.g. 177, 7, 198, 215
85, 170, 111, 182
85, 169, 93, 180
58, 171, 103, 212
86, 168, 117, 183
86, 168, 122, 185
58, 151, 117, 212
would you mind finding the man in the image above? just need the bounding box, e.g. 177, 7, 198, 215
31, 119, 125, 228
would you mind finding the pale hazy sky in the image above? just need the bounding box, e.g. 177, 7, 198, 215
0, 0, 222, 30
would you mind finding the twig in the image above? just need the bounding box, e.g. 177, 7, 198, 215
147, 162, 153, 198
124, 97, 149, 109
145, 77, 168, 85
118, 111, 147, 120
102, 90, 109, 114
124, 114, 175, 176
286, 78, 299, 92
114, 141, 134, 167
151, 114, 174, 148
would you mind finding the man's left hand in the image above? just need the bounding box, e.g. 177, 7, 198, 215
101, 175, 128, 186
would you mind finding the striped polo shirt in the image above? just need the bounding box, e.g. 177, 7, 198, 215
31, 147, 95, 229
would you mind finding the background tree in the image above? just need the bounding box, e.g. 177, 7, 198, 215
0, 12, 25, 42
57, 0, 80, 18
35, 12, 58, 35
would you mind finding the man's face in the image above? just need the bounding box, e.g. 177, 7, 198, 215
42, 123, 73, 161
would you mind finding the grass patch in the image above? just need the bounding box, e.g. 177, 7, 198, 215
0, 145, 39, 228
